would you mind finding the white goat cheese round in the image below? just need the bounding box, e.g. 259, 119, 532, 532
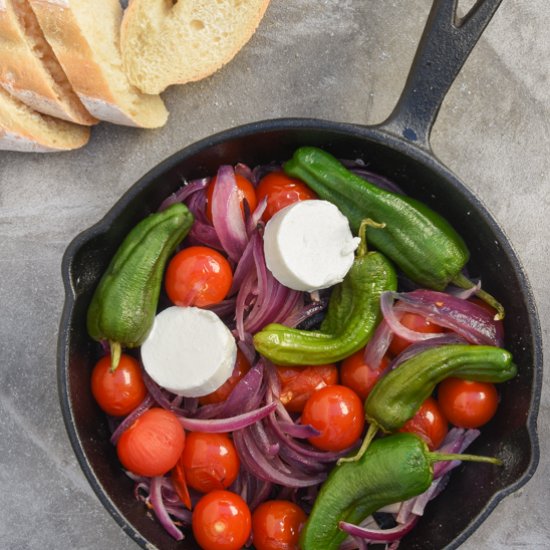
263, 200, 360, 292
141, 306, 237, 397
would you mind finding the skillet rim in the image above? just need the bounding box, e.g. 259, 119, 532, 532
58, 116, 543, 550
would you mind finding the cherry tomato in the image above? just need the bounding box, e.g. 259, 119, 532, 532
256, 171, 317, 222
388, 312, 446, 356
165, 246, 233, 307
116, 408, 185, 477
199, 350, 251, 405
276, 364, 338, 413
301, 385, 365, 452
399, 396, 448, 450
91, 354, 147, 417
192, 490, 251, 550
437, 378, 499, 429
252, 500, 307, 550
340, 349, 390, 401
180, 432, 240, 493
206, 173, 258, 223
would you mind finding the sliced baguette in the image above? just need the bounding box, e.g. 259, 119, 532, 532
0, 86, 89, 152
120, 0, 271, 94
28, 0, 168, 128
0, 0, 96, 125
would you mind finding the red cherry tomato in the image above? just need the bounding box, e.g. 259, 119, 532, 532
252, 500, 307, 550
340, 349, 390, 401
276, 363, 338, 413
180, 432, 240, 493
256, 171, 317, 222
206, 173, 258, 223
165, 246, 233, 307
116, 408, 185, 477
437, 378, 499, 429
199, 350, 251, 405
91, 354, 147, 417
301, 385, 365, 452
399, 396, 448, 450
388, 312, 446, 356
192, 490, 251, 550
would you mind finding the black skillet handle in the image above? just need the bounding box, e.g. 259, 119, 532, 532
377, 0, 503, 149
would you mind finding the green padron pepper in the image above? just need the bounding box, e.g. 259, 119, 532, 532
343, 344, 517, 463
301, 432, 502, 550
284, 147, 504, 318
87, 203, 194, 369
253, 221, 397, 365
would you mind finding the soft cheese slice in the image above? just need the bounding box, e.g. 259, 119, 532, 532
141, 306, 237, 397
263, 200, 360, 292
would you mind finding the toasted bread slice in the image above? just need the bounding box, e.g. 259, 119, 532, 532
0, 0, 96, 125
120, 0, 271, 94
0, 86, 89, 152
28, 0, 168, 128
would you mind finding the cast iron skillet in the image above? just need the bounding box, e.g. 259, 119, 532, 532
59, 1, 542, 548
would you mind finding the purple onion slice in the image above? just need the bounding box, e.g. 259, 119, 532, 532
211, 165, 248, 262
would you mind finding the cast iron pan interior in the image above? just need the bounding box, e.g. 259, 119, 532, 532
58, 2, 542, 549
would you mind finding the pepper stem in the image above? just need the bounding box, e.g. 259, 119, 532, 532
337, 422, 379, 465
451, 273, 505, 321
357, 219, 386, 257
428, 451, 502, 467
110, 341, 122, 372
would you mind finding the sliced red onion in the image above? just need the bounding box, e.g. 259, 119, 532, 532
363, 319, 394, 370
233, 428, 325, 487
380, 290, 504, 346
247, 197, 267, 236
163, 504, 193, 524
205, 298, 237, 318
211, 165, 248, 262
248, 420, 281, 457
158, 178, 209, 211
245, 236, 301, 333
397, 428, 482, 522
339, 514, 418, 543
266, 400, 357, 463
446, 280, 482, 300
150, 477, 184, 541
195, 360, 265, 419
235, 162, 254, 182
183, 186, 208, 220
281, 295, 329, 328
277, 421, 321, 439
388, 333, 467, 371
341, 160, 405, 195
177, 402, 276, 432
251, 163, 282, 183
235, 268, 258, 340
110, 394, 155, 444
229, 231, 259, 296
237, 336, 257, 366
248, 477, 274, 511
187, 220, 224, 251
433, 428, 481, 479
143, 371, 178, 411
274, 440, 329, 475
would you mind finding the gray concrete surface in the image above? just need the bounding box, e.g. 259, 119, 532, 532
1, 1, 548, 548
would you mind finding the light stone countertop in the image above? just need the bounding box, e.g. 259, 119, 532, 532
1, 1, 548, 549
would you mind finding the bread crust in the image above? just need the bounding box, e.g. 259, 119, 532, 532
0, 0, 96, 125
120, 0, 271, 94
0, 87, 89, 152
29, 0, 168, 128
